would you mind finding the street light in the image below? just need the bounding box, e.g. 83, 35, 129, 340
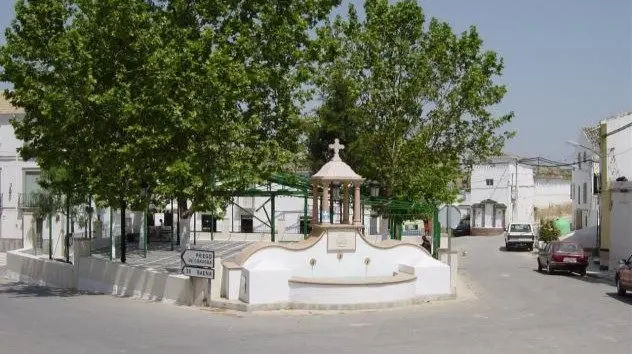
370, 181, 380, 198
565, 140, 601, 159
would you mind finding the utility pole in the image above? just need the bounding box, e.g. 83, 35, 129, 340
512, 157, 518, 223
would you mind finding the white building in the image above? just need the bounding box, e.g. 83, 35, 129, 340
570, 125, 600, 230
0, 98, 63, 253
467, 156, 571, 235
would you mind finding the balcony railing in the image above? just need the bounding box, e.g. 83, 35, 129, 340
18, 193, 42, 209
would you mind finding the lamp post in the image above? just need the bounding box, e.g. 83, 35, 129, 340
370, 181, 380, 198
140, 183, 148, 258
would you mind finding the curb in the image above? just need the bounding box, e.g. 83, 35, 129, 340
208, 292, 458, 313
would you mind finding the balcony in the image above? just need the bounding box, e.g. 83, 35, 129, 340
18, 193, 41, 209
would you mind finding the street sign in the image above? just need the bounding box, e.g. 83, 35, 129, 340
181, 249, 215, 268
182, 266, 215, 279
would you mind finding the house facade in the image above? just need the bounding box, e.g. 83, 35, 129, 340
570, 125, 600, 231
468, 156, 535, 235
467, 156, 572, 236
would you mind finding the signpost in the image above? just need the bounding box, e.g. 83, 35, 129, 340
181, 249, 215, 307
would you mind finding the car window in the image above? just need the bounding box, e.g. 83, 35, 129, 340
554, 243, 582, 253
510, 224, 531, 232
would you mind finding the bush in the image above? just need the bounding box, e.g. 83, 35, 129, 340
539, 219, 560, 243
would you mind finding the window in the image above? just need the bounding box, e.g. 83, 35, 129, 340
201, 214, 218, 232
23, 170, 42, 207
509, 224, 532, 233
577, 185, 580, 205
241, 215, 253, 233
485, 179, 494, 186
583, 182, 587, 204
571, 183, 574, 199
593, 173, 600, 194
583, 151, 587, 163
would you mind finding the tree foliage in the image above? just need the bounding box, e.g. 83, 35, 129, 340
539, 219, 561, 244
309, 0, 514, 208
0, 0, 339, 216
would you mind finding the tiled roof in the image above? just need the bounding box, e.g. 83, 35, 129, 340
0, 95, 24, 114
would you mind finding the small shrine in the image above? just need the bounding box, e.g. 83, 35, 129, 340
220, 139, 452, 309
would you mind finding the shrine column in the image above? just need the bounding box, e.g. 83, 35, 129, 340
342, 183, 350, 224
312, 185, 319, 223
322, 182, 330, 224
353, 183, 361, 225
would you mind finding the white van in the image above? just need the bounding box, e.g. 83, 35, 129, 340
505, 223, 535, 251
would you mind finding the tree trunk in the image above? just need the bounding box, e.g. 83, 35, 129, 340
120, 201, 127, 263
177, 198, 190, 250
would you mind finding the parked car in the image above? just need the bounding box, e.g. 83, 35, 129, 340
452, 221, 470, 237
505, 222, 535, 251
615, 254, 632, 296
537, 241, 588, 276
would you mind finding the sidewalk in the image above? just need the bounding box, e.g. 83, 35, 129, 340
586, 262, 616, 282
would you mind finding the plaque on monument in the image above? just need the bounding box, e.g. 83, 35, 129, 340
327, 230, 356, 252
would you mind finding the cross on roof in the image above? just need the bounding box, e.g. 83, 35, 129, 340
328, 138, 344, 161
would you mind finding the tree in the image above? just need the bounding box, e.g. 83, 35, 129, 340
539, 219, 560, 244
1, 0, 340, 250
30, 190, 61, 257
310, 0, 514, 209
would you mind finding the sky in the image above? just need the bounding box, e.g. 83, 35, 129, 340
1, 0, 630, 163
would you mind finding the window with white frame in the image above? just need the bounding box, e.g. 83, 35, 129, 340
23, 170, 42, 207
485, 179, 494, 186
583, 182, 587, 204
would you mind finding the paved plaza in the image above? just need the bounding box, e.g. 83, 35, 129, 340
91, 239, 254, 273
1, 235, 631, 354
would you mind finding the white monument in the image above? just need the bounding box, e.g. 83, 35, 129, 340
220, 139, 452, 308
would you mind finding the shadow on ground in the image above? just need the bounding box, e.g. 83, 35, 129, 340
530, 269, 614, 286
606, 292, 632, 305
498, 246, 531, 253
0, 282, 102, 298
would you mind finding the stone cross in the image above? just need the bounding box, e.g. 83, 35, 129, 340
328, 138, 345, 161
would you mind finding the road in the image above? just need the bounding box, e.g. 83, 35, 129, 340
0, 235, 630, 354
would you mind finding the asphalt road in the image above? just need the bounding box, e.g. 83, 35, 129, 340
1, 235, 630, 354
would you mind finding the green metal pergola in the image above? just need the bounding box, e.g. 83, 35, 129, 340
214, 172, 439, 252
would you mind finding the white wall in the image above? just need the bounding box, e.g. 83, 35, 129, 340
470, 161, 535, 225
609, 182, 632, 270
533, 179, 571, 208
605, 113, 632, 181
570, 127, 600, 230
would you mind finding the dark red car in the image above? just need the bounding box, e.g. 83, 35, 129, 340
615, 254, 632, 296
537, 241, 588, 276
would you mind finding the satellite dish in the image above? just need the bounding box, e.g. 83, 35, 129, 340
438, 205, 461, 229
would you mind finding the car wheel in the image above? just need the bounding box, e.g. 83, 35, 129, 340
616, 277, 627, 296
537, 259, 542, 272
547, 262, 554, 275
579, 268, 586, 277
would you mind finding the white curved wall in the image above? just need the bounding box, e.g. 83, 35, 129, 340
242, 232, 435, 278
236, 230, 451, 304
289, 279, 416, 304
